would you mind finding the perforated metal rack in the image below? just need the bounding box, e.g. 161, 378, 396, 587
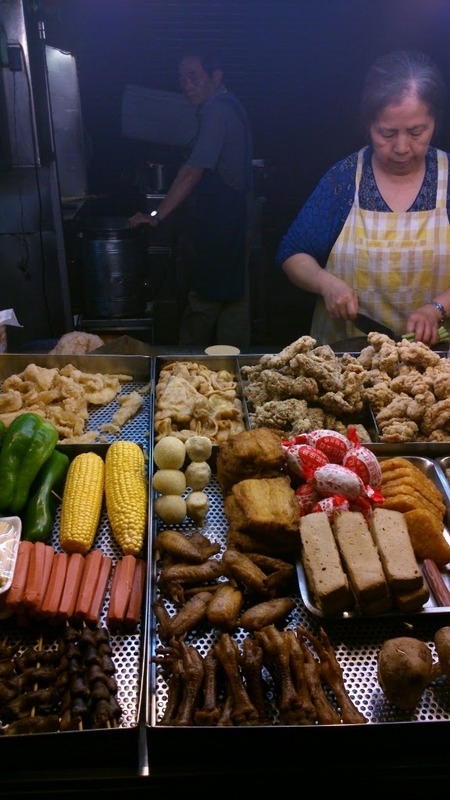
0, 352, 153, 739
147, 355, 450, 735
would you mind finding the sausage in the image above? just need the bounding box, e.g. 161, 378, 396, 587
85, 554, 112, 627
423, 558, 450, 606
5, 540, 33, 611
39, 552, 69, 620
123, 558, 146, 633
23, 542, 55, 614
56, 552, 85, 622
72, 549, 103, 622
106, 555, 137, 631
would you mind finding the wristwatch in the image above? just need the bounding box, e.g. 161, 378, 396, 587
150, 210, 160, 225
427, 301, 446, 321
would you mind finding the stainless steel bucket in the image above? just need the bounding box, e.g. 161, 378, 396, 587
78, 216, 147, 318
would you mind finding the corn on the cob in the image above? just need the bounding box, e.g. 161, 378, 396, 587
105, 441, 147, 556
59, 452, 105, 555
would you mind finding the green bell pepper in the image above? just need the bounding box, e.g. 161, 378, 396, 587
0, 412, 59, 514
22, 449, 70, 543
0, 420, 5, 449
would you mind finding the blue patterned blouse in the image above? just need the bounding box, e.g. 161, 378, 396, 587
276, 146, 450, 269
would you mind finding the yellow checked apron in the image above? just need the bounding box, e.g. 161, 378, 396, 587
310, 146, 450, 345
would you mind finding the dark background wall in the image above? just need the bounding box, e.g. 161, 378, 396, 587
40, 0, 450, 345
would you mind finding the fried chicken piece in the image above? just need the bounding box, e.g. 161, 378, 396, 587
289, 350, 344, 393
221, 549, 269, 595
239, 597, 295, 631
205, 583, 243, 631
299, 639, 341, 725
213, 634, 259, 725
249, 398, 327, 437
172, 640, 204, 727
158, 559, 224, 603
240, 637, 271, 723
285, 629, 317, 724
377, 419, 420, 443
421, 398, 450, 436
245, 552, 296, 596
396, 340, 441, 369
193, 648, 222, 725
154, 529, 220, 563
257, 335, 317, 370
153, 591, 212, 640
299, 627, 367, 724
255, 625, 310, 725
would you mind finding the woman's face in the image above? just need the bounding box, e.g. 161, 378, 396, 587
369, 91, 436, 175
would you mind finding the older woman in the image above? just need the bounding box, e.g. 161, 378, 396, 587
277, 50, 450, 346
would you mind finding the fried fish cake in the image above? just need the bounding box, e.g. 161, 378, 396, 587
381, 484, 445, 518
379, 494, 439, 515
403, 508, 450, 566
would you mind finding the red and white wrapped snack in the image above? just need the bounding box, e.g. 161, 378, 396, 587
343, 445, 382, 488
312, 463, 366, 501
302, 429, 352, 464
311, 494, 350, 519
295, 483, 320, 516
283, 442, 329, 480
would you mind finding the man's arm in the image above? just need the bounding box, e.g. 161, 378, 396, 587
129, 164, 204, 228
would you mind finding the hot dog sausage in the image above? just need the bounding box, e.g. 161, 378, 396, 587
85, 554, 112, 627
106, 555, 136, 630
57, 552, 85, 622
72, 549, 103, 622
123, 558, 146, 633
5, 540, 33, 610
39, 552, 69, 620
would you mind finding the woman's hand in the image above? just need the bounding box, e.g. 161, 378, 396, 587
406, 305, 441, 346
320, 273, 359, 319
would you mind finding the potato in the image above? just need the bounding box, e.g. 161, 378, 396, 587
377, 636, 433, 710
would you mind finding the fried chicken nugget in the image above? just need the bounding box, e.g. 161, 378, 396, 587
403, 509, 450, 566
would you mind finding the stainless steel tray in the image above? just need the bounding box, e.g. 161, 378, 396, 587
297, 456, 450, 619
146, 448, 450, 729
0, 354, 152, 739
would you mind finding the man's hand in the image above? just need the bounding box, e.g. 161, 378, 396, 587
129, 211, 158, 228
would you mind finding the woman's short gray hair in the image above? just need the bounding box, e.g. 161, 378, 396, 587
360, 50, 447, 142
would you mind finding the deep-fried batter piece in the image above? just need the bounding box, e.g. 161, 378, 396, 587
216, 426, 285, 495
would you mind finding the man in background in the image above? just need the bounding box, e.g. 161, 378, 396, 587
130, 50, 253, 347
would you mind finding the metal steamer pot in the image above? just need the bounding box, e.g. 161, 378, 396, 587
78, 216, 147, 319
